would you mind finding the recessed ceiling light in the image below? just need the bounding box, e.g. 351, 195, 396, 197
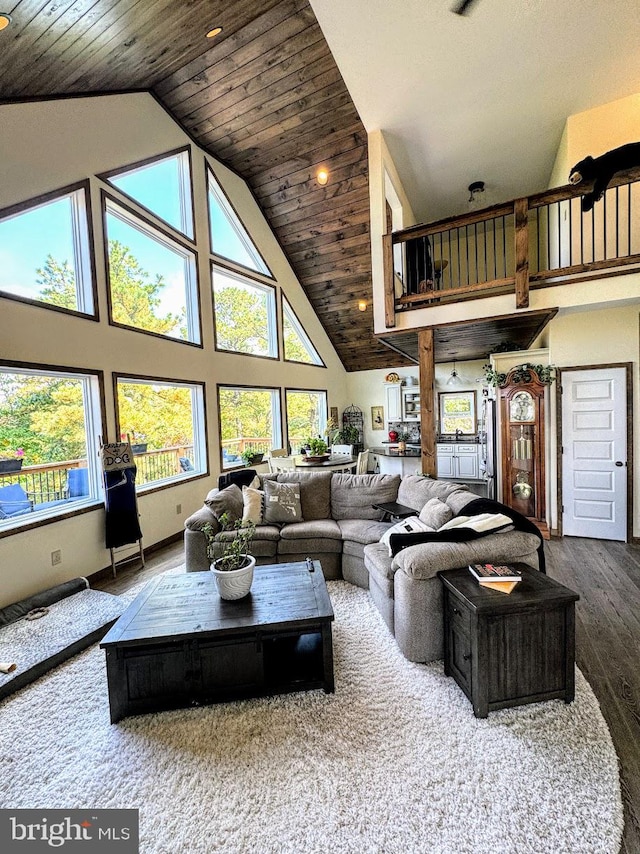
317, 168, 329, 186
357, 300, 367, 312
0, 13, 12, 31
206, 26, 222, 39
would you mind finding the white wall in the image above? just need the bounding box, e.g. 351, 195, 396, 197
0, 94, 349, 607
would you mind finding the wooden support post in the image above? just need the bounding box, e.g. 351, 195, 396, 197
383, 233, 396, 328
418, 329, 436, 477
514, 197, 530, 309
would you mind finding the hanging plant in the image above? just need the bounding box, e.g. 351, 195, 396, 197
483, 362, 555, 388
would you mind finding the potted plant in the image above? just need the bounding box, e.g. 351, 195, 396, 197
203, 513, 257, 600
397, 432, 411, 453
0, 448, 24, 473
240, 448, 264, 466
306, 436, 329, 461
334, 424, 359, 446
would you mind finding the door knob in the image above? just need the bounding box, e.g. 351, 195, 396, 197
615, 461, 624, 467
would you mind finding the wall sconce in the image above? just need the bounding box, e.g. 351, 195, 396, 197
357, 300, 367, 312
468, 180, 485, 209
317, 168, 329, 186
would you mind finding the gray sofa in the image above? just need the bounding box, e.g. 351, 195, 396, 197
184, 472, 542, 663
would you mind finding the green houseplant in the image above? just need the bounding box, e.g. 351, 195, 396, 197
240, 448, 264, 466
202, 513, 256, 600
306, 437, 329, 458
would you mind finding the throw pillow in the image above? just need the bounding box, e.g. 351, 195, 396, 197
263, 480, 303, 524
440, 512, 514, 533
242, 485, 263, 526
419, 497, 454, 530
379, 515, 433, 556
204, 483, 244, 523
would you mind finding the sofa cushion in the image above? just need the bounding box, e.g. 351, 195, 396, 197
261, 471, 332, 521
215, 524, 281, 543
280, 520, 342, 540
263, 480, 303, 524
184, 504, 219, 532
419, 498, 453, 530
277, 535, 342, 556
397, 475, 472, 511
331, 473, 400, 521
207, 536, 278, 560
337, 518, 392, 546
242, 485, 264, 525
204, 484, 244, 523
363, 542, 397, 583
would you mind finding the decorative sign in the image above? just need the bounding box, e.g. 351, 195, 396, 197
101, 442, 135, 472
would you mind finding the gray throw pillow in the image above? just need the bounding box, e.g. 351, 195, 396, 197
419, 497, 454, 530
204, 484, 244, 523
263, 480, 303, 524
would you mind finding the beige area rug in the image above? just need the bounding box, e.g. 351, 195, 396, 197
0, 577, 623, 853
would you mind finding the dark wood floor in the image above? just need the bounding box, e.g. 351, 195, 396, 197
95, 535, 640, 853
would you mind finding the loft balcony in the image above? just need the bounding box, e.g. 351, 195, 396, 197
382, 166, 640, 340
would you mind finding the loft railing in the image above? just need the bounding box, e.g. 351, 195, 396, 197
383, 165, 640, 327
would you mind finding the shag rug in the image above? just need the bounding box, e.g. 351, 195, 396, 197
0, 577, 623, 854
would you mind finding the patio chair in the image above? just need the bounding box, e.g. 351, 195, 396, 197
179, 457, 194, 472
67, 467, 89, 498
0, 484, 33, 519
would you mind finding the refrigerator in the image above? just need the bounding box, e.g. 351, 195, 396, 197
480, 396, 497, 500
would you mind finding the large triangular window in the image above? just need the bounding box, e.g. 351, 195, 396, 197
101, 148, 194, 240
207, 167, 271, 277
282, 296, 324, 366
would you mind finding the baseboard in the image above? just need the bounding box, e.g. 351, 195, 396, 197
88, 531, 184, 584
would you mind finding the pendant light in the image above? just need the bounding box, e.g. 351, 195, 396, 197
446, 360, 463, 386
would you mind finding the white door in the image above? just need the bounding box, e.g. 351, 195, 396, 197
562, 367, 627, 540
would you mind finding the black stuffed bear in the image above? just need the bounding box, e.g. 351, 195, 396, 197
569, 141, 640, 212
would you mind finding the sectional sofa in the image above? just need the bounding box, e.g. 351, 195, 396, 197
184, 472, 542, 662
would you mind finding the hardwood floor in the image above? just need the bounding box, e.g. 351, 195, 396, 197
94, 534, 640, 853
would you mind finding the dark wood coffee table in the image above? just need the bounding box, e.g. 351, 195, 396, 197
101, 560, 334, 723
438, 564, 579, 718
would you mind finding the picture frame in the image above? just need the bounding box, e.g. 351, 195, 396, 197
371, 405, 384, 430
438, 390, 477, 436
330, 406, 339, 425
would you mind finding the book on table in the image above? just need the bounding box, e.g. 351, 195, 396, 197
468, 563, 523, 583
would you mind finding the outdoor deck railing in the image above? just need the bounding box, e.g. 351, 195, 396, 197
0, 445, 195, 505
384, 165, 640, 327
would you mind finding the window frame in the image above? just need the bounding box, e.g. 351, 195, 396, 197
0, 180, 98, 320
98, 146, 196, 243
281, 293, 326, 367
284, 387, 329, 453
217, 383, 283, 471
113, 372, 208, 494
0, 359, 107, 537
206, 162, 274, 280
438, 390, 478, 436
102, 191, 203, 348
211, 263, 279, 360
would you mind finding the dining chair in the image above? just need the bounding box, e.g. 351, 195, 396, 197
270, 456, 296, 472
269, 448, 289, 457
356, 449, 370, 475
331, 444, 354, 457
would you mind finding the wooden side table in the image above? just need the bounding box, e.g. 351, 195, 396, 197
438, 564, 579, 718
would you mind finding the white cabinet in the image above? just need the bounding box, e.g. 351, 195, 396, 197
377, 455, 422, 478
437, 443, 480, 480
384, 383, 402, 421
401, 388, 420, 421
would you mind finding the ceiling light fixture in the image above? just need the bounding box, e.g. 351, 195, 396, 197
446, 360, 463, 386
0, 13, 12, 30
357, 299, 367, 312
206, 25, 223, 39
316, 168, 329, 186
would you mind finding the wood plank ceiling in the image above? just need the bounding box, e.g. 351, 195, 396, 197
0, 0, 545, 371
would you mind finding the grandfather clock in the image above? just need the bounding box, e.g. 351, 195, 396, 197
498, 367, 547, 536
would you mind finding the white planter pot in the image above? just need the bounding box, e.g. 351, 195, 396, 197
210, 555, 256, 600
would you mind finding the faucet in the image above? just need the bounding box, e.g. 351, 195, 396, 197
455, 428, 462, 440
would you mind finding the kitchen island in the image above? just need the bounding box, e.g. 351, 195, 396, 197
372, 446, 423, 478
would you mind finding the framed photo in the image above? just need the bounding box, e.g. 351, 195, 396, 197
330, 406, 339, 425
438, 390, 477, 436
371, 405, 384, 430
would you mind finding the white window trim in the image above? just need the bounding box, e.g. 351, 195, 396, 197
207, 168, 271, 277
218, 386, 282, 470
0, 366, 102, 532
104, 197, 201, 345
285, 389, 328, 449
116, 377, 206, 492
212, 265, 278, 358
282, 296, 324, 365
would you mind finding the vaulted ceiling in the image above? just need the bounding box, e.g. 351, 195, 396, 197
0, 0, 410, 371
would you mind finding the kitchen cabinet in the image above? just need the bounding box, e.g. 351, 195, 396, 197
384, 383, 402, 421
401, 388, 420, 421
377, 453, 422, 478
436, 443, 480, 480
